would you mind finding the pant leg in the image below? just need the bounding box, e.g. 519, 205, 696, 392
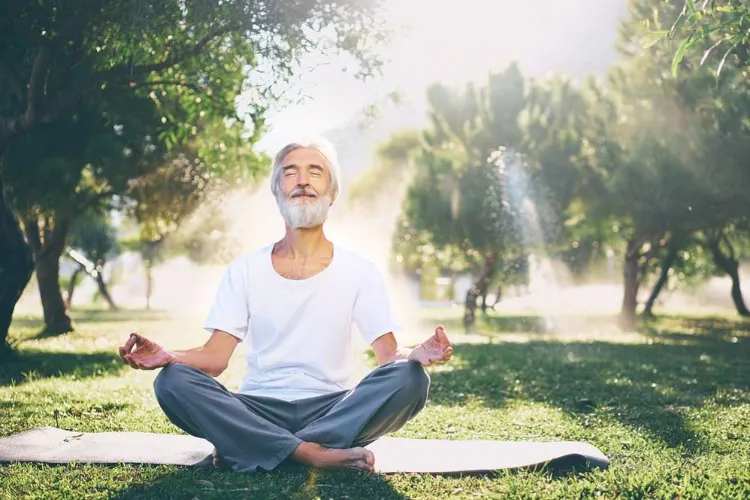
294, 359, 430, 449
153, 363, 303, 473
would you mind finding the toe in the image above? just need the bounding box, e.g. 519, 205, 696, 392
353, 460, 373, 473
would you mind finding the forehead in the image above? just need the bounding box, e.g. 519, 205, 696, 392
281, 147, 330, 170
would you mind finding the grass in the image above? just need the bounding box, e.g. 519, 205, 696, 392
2, 307, 750, 499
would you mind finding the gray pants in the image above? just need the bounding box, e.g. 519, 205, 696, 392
153, 359, 430, 473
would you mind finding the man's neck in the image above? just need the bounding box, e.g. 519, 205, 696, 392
275, 226, 331, 260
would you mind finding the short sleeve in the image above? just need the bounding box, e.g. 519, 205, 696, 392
352, 262, 402, 344
203, 259, 250, 341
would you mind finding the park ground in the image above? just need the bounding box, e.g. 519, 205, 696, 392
1, 308, 750, 499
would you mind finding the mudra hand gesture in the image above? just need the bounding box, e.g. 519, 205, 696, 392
408, 325, 453, 366
118, 333, 175, 370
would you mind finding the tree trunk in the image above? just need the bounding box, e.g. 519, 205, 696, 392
643, 242, 680, 317
35, 244, 74, 334
488, 283, 503, 310
96, 273, 118, 310
620, 237, 642, 329
463, 284, 480, 330
0, 176, 35, 354
463, 252, 497, 330
66, 266, 84, 309
707, 237, 750, 317
145, 261, 153, 310
24, 216, 74, 335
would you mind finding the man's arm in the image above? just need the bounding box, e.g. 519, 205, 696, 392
370, 326, 454, 367
119, 329, 239, 377
168, 330, 240, 376
371, 332, 411, 366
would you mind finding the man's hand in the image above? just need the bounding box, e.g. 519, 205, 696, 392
118, 333, 175, 370
407, 325, 453, 367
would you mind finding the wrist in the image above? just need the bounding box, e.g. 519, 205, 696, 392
165, 350, 179, 365
398, 348, 414, 361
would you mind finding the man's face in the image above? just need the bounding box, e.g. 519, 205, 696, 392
276, 147, 334, 229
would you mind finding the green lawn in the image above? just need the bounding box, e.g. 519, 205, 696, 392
2, 307, 750, 499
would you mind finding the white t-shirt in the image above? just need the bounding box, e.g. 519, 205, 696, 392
203, 243, 402, 401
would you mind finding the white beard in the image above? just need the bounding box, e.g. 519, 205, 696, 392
277, 191, 332, 229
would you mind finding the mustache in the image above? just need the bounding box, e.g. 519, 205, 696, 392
289, 187, 319, 198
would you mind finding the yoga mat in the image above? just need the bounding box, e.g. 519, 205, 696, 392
0, 426, 609, 474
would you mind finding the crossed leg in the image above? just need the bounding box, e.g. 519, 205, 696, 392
153, 360, 429, 473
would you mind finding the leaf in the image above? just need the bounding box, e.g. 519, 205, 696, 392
668, 9, 687, 38
716, 43, 738, 78
700, 37, 727, 66
671, 38, 692, 75
642, 30, 670, 49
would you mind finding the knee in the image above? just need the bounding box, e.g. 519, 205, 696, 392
153, 363, 195, 400
392, 360, 430, 399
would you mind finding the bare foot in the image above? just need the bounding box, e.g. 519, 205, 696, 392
291, 441, 375, 473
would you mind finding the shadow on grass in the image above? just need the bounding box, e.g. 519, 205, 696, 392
10, 309, 172, 332
428, 337, 750, 452
0, 349, 125, 387
651, 314, 750, 335
431, 314, 550, 334
69, 308, 174, 324
109, 466, 409, 500
7, 316, 45, 331
432, 312, 633, 336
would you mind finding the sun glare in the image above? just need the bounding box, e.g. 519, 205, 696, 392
257, 0, 607, 153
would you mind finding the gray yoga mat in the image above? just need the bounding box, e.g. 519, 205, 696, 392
0, 426, 609, 474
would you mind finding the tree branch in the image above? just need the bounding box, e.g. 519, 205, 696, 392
88, 25, 237, 89
0, 45, 56, 149
22, 216, 42, 254
720, 233, 736, 261
125, 80, 204, 93
26, 46, 53, 125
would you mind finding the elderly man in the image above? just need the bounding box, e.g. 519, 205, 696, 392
118, 139, 453, 473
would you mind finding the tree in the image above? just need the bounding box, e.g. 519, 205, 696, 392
699, 222, 750, 316
618, 0, 750, 321
0, 182, 33, 356
3, 95, 167, 333
66, 209, 120, 310
568, 0, 750, 327
517, 75, 602, 277
120, 137, 253, 309
0, 0, 389, 350
389, 66, 528, 329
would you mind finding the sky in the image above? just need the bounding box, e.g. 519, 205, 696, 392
253, 0, 619, 154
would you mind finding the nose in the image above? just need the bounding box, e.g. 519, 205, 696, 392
296, 170, 310, 186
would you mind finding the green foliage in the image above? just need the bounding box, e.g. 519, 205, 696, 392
68, 210, 120, 265
667, 1, 750, 76
637, 1, 749, 80
602, 0, 750, 239
389, 67, 530, 289
0, 0, 390, 134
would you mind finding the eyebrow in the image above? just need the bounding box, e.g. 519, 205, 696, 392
282, 164, 324, 171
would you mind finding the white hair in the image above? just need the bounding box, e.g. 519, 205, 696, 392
269, 138, 343, 202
